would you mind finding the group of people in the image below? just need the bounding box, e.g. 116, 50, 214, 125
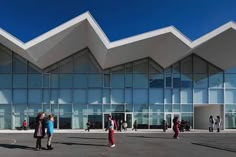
209, 115, 221, 132
33, 112, 54, 151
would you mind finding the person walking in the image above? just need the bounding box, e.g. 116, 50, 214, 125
173, 117, 180, 139
209, 115, 214, 132
132, 120, 138, 131
85, 121, 91, 132
22, 120, 27, 130
34, 112, 46, 151
162, 120, 167, 132
47, 114, 54, 150
118, 120, 123, 132
215, 116, 221, 132
105, 115, 115, 147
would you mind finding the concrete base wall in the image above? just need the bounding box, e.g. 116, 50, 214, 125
194, 104, 224, 129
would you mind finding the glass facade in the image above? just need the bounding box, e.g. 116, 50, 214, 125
0, 44, 236, 129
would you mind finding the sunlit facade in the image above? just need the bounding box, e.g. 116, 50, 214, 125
0, 44, 236, 130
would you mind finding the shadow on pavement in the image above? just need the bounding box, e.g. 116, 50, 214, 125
127, 135, 173, 139
66, 137, 107, 140
0, 144, 36, 150
53, 142, 107, 147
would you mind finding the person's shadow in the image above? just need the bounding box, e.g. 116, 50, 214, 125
0, 144, 36, 151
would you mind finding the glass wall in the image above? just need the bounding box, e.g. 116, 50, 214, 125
1, 43, 236, 129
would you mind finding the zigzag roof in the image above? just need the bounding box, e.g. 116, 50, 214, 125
0, 11, 236, 70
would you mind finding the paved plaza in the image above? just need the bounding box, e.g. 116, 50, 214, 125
0, 131, 236, 157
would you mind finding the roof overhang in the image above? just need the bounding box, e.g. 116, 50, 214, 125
0, 11, 236, 70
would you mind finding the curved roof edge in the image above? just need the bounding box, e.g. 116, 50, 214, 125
0, 11, 236, 69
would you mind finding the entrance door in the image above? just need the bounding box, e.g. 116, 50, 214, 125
165, 113, 181, 129
103, 113, 125, 129
125, 113, 133, 128
103, 113, 111, 129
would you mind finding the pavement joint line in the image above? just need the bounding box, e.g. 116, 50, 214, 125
0, 138, 16, 144
192, 142, 236, 153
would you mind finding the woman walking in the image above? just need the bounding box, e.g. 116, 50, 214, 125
105, 115, 115, 147
34, 112, 46, 151
47, 114, 54, 150
173, 117, 180, 139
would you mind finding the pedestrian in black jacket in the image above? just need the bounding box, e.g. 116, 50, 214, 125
34, 112, 46, 151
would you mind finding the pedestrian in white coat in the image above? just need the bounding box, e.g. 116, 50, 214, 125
209, 115, 214, 132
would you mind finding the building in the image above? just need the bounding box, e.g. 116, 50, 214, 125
0, 12, 236, 130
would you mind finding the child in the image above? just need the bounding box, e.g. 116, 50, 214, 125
34, 112, 46, 151
47, 114, 54, 150
105, 115, 115, 147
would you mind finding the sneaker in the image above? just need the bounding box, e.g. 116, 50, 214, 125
110, 144, 116, 148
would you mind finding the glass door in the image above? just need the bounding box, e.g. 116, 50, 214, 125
103, 113, 111, 129
125, 113, 133, 128
165, 113, 181, 129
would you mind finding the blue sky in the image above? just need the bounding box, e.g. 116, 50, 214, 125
0, 0, 236, 42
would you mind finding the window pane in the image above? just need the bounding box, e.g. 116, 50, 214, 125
59, 89, 72, 104
133, 89, 148, 104
133, 74, 148, 88
164, 89, 172, 103
28, 104, 42, 113
102, 89, 110, 104
173, 74, 181, 88
133, 60, 148, 73
181, 74, 192, 88
88, 74, 102, 87
111, 74, 124, 88
28, 74, 42, 88
74, 74, 87, 88
165, 104, 172, 112
225, 104, 236, 112
134, 113, 149, 129
13, 55, 27, 73
209, 89, 223, 104
181, 88, 193, 103
125, 88, 132, 104
149, 74, 164, 88
0, 74, 12, 88
173, 104, 180, 112
225, 74, 236, 88
181, 104, 193, 112
149, 113, 164, 129
125, 74, 132, 87
172, 89, 180, 103
193, 89, 208, 104
13, 74, 27, 88
60, 74, 73, 88
104, 74, 110, 87
150, 105, 164, 112
0, 90, 11, 104
28, 89, 42, 104
50, 89, 58, 104
13, 89, 27, 104
73, 89, 87, 104
165, 74, 172, 87
43, 74, 50, 88
51, 74, 59, 88
134, 104, 149, 112
0, 45, 12, 73
225, 113, 236, 129
111, 89, 124, 104
111, 104, 124, 112
88, 105, 102, 113
43, 89, 50, 104
225, 89, 236, 104
193, 74, 208, 88
209, 73, 223, 88
149, 89, 163, 104
88, 89, 102, 104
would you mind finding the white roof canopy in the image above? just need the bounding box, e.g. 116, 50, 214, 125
0, 11, 236, 69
